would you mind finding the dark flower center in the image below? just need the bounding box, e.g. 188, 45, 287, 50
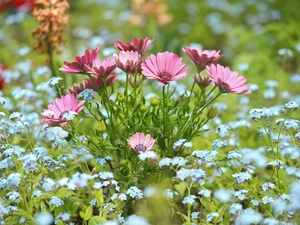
159, 73, 171, 82
220, 82, 230, 93
135, 144, 146, 153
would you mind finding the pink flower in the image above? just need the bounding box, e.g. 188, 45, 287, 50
182, 47, 222, 70
141, 51, 188, 86
206, 64, 251, 94
128, 132, 155, 154
59, 47, 100, 74
113, 50, 141, 73
84, 57, 116, 77
85, 73, 117, 90
40, 94, 85, 127
114, 37, 153, 56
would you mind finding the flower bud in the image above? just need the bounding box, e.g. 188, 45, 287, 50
117, 93, 125, 102
150, 97, 159, 106
139, 104, 147, 112
193, 73, 212, 89
96, 121, 106, 132
206, 106, 218, 119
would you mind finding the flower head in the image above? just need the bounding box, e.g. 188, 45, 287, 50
128, 132, 155, 154
182, 47, 222, 70
65, 80, 87, 95
113, 50, 141, 73
32, 0, 69, 54
141, 51, 188, 86
59, 47, 100, 74
40, 94, 85, 127
206, 64, 251, 94
114, 37, 153, 56
86, 73, 117, 90
84, 57, 116, 77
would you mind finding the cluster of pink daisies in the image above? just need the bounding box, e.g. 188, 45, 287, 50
40, 37, 251, 154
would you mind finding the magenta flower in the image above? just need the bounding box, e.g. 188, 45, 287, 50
84, 57, 116, 77
40, 94, 85, 127
86, 73, 117, 90
141, 51, 188, 86
59, 47, 100, 74
182, 47, 222, 70
128, 132, 155, 154
206, 64, 251, 94
113, 50, 141, 73
114, 37, 153, 56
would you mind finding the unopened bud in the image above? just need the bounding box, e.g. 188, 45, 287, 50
150, 97, 159, 106
129, 73, 143, 87
139, 104, 147, 112
117, 93, 125, 102
207, 106, 218, 119
96, 121, 106, 132
193, 73, 212, 88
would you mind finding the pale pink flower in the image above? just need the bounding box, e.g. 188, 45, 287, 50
86, 73, 117, 90
206, 64, 251, 94
59, 47, 100, 74
113, 50, 141, 73
40, 94, 85, 127
182, 47, 222, 70
128, 132, 155, 154
84, 57, 116, 77
114, 37, 153, 56
141, 51, 188, 86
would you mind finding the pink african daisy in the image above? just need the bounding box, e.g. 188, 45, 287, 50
113, 50, 141, 73
141, 51, 188, 86
84, 57, 116, 77
128, 132, 155, 154
40, 94, 85, 127
114, 37, 153, 56
59, 46, 100, 74
85, 73, 117, 90
206, 64, 251, 94
182, 47, 222, 70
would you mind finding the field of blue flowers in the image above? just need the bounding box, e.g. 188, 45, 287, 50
0, 0, 300, 225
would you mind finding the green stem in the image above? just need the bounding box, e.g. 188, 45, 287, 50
276, 109, 290, 159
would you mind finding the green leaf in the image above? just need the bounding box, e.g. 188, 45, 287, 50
55, 187, 75, 198
18, 208, 35, 222
56, 220, 64, 225
79, 211, 85, 220
95, 189, 103, 206
88, 216, 106, 225
174, 182, 186, 197
84, 205, 93, 221
176, 212, 188, 221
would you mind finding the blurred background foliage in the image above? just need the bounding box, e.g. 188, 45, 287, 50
0, 0, 299, 106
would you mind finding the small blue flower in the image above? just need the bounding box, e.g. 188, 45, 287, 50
32, 190, 42, 197
206, 212, 219, 223
7, 173, 21, 188
47, 77, 62, 87
284, 101, 299, 110
49, 196, 64, 207
191, 212, 200, 219
126, 186, 143, 199
79, 89, 97, 103
159, 158, 172, 168
90, 199, 97, 206
232, 172, 252, 184
198, 189, 211, 198
229, 203, 243, 214
42, 178, 55, 192
249, 108, 266, 120
182, 195, 197, 205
